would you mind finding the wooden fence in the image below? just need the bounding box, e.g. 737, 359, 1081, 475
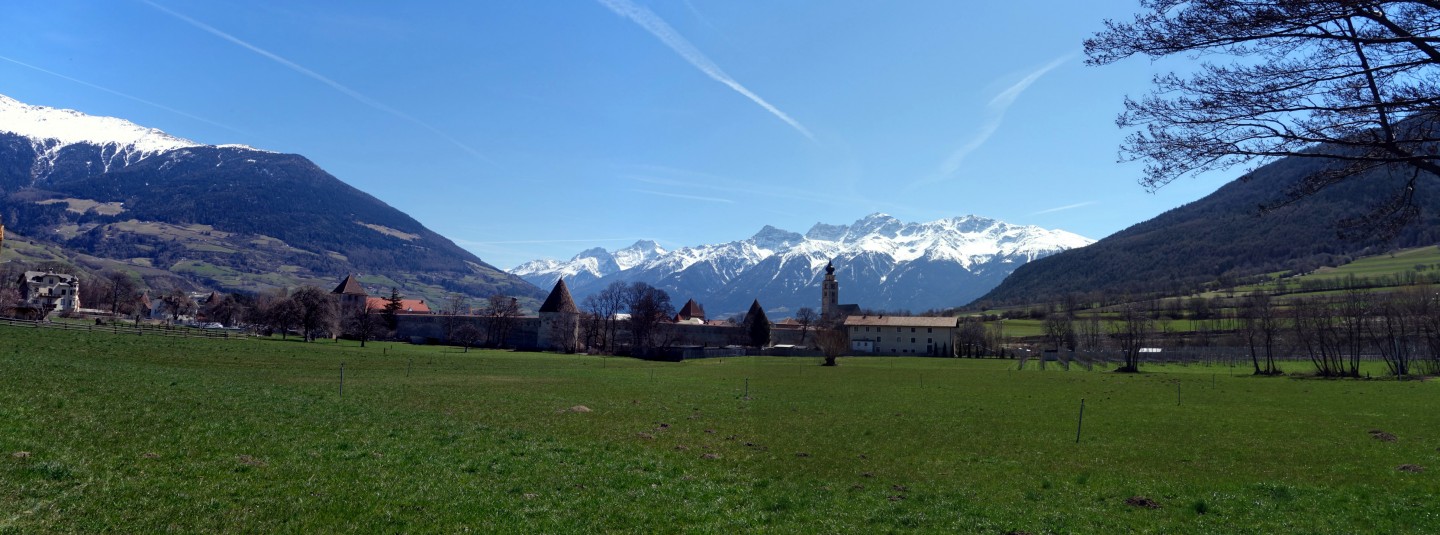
0, 317, 243, 340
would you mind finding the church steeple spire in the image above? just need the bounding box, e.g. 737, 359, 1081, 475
821, 260, 838, 322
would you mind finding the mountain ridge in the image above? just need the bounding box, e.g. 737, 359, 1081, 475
511, 213, 1092, 316
0, 94, 542, 304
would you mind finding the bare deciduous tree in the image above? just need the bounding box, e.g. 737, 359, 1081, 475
625, 283, 674, 356
1077, 314, 1106, 354
102, 271, 139, 318
1238, 292, 1283, 375
160, 288, 196, 325
794, 307, 818, 347
0, 286, 19, 318
203, 293, 245, 328
1088, 2, 1440, 234
1042, 312, 1076, 352
815, 328, 848, 367
343, 302, 383, 347
291, 286, 338, 342
1109, 302, 1154, 373
583, 281, 628, 352
482, 294, 522, 348
453, 322, 482, 352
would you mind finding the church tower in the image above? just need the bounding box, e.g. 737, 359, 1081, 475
821, 260, 839, 322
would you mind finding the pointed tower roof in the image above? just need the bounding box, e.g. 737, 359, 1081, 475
675, 298, 706, 321
539, 279, 579, 313
332, 274, 366, 296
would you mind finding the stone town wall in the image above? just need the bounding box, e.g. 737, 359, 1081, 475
394, 314, 816, 351
393, 314, 540, 348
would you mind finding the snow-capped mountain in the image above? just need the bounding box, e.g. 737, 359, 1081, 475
510, 213, 1094, 316
511, 240, 667, 288
0, 93, 540, 303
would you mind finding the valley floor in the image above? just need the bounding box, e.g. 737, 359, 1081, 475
1, 326, 1436, 533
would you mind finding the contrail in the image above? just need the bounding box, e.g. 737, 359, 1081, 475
633, 188, 735, 203
1031, 201, 1097, 216
913, 51, 1076, 190
0, 54, 245, 135
460, 237, 649, 245
141, 0, 491, 163
596, 0, 816, 142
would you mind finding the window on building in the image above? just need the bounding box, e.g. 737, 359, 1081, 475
911, 337, 916, 343
928, 328, 933, 333
928, 338, 933, 343
911, 328, 916, 333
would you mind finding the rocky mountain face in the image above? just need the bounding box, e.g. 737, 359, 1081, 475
511, 214, 1093, 317
0, 94, 542, 303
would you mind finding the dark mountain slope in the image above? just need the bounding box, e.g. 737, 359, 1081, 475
976, 156, 1440, 306
0, 135, 541, 302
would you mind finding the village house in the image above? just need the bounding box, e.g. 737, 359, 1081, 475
17, 270, 81, 315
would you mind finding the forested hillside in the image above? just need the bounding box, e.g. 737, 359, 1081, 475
976, 155, 1440, 307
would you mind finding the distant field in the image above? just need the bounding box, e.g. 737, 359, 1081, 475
1, 326, 1436, 533
1304, 246, 1440, 280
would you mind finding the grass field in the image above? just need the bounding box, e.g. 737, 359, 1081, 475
2, 325, 1436, 533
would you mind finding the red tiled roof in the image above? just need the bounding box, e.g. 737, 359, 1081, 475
365, 296, 431, 314
675, 298, 706, 321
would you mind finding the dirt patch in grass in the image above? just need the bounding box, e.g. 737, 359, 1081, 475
12, 451, 31, 459
236, 455, 267, 468
1369, 429, 1398, 442
1125, 496, 1161, 509
1397, 464, 1425, 473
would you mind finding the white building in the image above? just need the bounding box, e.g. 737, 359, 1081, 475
17, 271, 81, 315
843, 315, 958, 356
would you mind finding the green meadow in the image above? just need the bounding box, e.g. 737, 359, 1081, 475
1, 325, 1436, 533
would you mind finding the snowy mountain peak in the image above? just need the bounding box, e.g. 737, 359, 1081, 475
805, 222, 848, 241
573, 247, 610, 261
0, 93, 200, 156
614, 240, 667, 270
846, 213, 903, 240
750, 225, 804, 250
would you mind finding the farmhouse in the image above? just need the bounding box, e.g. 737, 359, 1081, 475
844, 315, 957, 356
17, 270, 81, 315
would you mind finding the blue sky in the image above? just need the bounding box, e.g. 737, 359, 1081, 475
2, 1, 1227, 269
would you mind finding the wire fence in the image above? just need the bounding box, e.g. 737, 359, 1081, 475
0, 317, 243, 340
